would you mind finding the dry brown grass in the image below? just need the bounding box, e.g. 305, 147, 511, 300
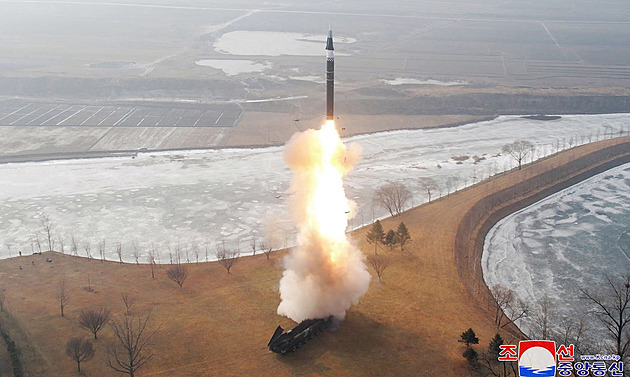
0, 136, 629, 377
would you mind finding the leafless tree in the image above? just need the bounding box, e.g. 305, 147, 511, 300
0, 292, 5, 312
260, 242, 273, 260
581, 275, 630, 362
216, 249, 240, 274
65, 337, 95, 373
34, 233, 43, 254
183, 243, 190, 264
204, 241, 210, 262
121, 292, 136, 315
56, 278, 70, 317
490, 284, 529, 329
79, 307, 111, 340
71, 235, 78, 256
4, 242, 12, 258
41, 213, 55, 252
57, 235, 65, 254
107, 312, 158, 377
445, 176, 458, 195
491, 285, 513, 327
554, 314, 589, 356
132, 240, 140, 265
502, 140, 534, 170
250, 235, 257, 256
366, 254, 389, 283
373, 181, 411, 217
418, 177, 438, 203
99, 239, 107, 262
530, 295, 554, 340
116, 242, 123, 264
83, 241, 92, 260
191, 242, 200, 264
166, 264, 188, 290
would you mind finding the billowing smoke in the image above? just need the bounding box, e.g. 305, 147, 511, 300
277, 121, 371, 322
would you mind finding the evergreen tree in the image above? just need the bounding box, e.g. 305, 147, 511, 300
488, 333, 504, 358
366, 220, 385, 254
463, 347, 478, 365
384, 229, 398, 251
460, 328, 479, 348
396, 222, 411, 252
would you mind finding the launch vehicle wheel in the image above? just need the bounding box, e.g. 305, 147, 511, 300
297, 342, 302, 348
291, 346, 297, 352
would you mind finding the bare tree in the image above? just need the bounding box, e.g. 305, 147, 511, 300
502, 140, 534, 170
491, 284, 514, 327
132, 240, 140, 265
56, 278, 70, 317
34, 233, 42, 254
65, 337, 95, 373
530, 295, 555, 340
216, 249, 240, 274
581, 275, 630, 362
366, 254, 389, 283
0, 292, 5, 312
183, 243, 190, 264
191, 242, 200, 264
41, 213, 55, 252
71, 235, 78, 256
83, 241, 92, 260
107, 312, 158, 377
490, 284, 529, 329
373, 181, 411, 217
554, 314, 589, 357
79, 308, 111, 340
445, 176, 458, 195
418, 177, 438, 203
121, 292, 136, 315
116, 242, 123, 264
57, 235, 66, 254
250, 235, 257, 256
166, 264, 188, 290
99, 239, 106, 262
260, 242, 273, 260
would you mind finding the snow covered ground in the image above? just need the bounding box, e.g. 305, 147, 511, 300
213, 31, 356, 56
483, 162, 630, 339
0, 113, 628, 262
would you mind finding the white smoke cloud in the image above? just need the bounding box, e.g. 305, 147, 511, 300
277, 123, 370, 322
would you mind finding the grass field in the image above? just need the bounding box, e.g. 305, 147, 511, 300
1, 135, 628, 376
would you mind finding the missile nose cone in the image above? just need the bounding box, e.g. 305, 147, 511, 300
326, 27, 334, 51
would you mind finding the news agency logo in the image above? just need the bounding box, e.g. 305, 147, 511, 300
518, 340, 556, 377
499, 340, 624, 376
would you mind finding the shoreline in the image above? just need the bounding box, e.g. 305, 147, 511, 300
453, 136, 630, 337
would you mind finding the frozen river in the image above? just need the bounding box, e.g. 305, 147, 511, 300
0, 113, 628, 262
483, 162, 630, 340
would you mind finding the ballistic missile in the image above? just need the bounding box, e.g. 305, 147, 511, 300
326, 27, 334, 121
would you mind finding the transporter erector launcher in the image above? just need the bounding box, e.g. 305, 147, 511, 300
326, 27, 334, 121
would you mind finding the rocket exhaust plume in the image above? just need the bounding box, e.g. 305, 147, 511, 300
277, 28, 369, 323
278, 120, 371, 322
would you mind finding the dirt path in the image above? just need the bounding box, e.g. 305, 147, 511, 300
0, 136, 628, 376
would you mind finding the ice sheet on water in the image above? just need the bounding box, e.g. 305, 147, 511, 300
0, 113, 629, 262
483, 163, 630, 340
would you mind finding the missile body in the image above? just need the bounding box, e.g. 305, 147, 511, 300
326, 28, 334, 121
